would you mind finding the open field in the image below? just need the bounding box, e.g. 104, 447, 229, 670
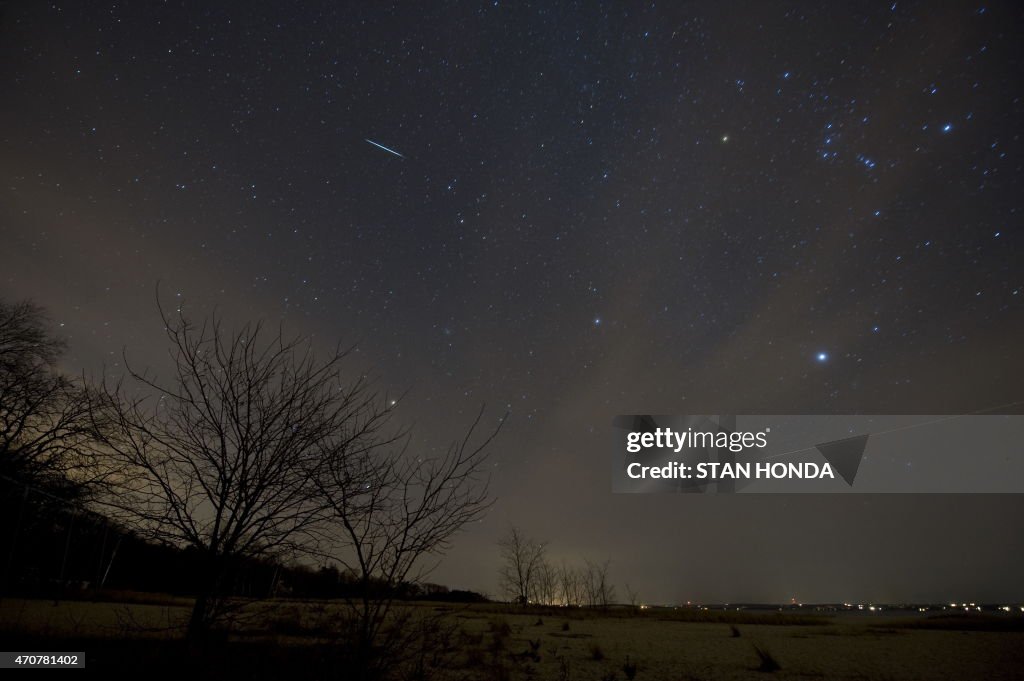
2, 597, 1023, 680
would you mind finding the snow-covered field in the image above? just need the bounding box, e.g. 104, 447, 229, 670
3, 598, 1022, 680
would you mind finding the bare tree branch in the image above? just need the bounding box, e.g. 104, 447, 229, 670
90, 304, 383, 640
314, 404, 502, 676
0, 299, 105, 494
497, 526, 547, 606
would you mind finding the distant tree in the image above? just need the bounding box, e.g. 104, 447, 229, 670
0, 299, 102, 492
91, 304, 381, 641
440, 589, 489, 604
625, 582, 641, 614
558, 561, 585, 607
534, 558, 558, 605
314, 406, 500, 678
497, 526, 547, 605
583, 558, 615, 609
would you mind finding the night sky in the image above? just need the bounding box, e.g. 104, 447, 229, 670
2, 1, 1023, 604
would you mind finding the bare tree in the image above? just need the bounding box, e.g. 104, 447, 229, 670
314, 406, 500, 678
624, 582, 641, 614
583, 558, 615, 609
497, 526, 547, 605
91, 305, 383, 640
558, 561, 584, 607
534, 558, 558, 605
0, 300, 101, 492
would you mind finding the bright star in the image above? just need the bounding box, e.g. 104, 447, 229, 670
816, 352, 829, 363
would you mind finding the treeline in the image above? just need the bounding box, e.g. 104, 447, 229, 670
1, 474, 211, 597
286, 565, 488, 603
497, 527, 624, 608
1, 295, 499, 680
1, 476, 487, 604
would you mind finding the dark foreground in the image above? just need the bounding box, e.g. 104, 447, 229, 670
3, 598, 1024, 680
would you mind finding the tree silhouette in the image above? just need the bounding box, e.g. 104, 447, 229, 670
92, 304, 383, 641
315, 405, 500, 678
497, 526, 547, 605
0, 299, 101, 492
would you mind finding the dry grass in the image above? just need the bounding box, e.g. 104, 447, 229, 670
2, 597, 1023, 680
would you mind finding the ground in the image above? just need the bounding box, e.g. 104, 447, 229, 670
1, 597, 1022, 679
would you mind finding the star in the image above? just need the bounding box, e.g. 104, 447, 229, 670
2, 0, 1020, 615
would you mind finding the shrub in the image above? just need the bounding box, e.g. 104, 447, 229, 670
622, 655, 638, 680
753, 645, 781, 673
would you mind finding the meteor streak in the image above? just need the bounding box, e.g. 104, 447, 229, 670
365, 138, 406, 158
